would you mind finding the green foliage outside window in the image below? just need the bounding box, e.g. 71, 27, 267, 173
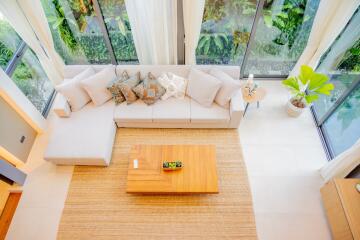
196, 0, 316, 66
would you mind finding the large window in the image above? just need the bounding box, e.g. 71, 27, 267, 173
0, 12, 54, 115
196, 0, 258, 65
196, 0, 320, 77
312, 7, 360, 157
243, 0, 319, 76
41, 0, 138, 65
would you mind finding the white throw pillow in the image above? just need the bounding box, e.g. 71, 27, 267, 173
55, 67, 95, 112
186, 68, 222, 107
209, 68, 241, 108
81, 65, 116, 106
158, 72, 188, 100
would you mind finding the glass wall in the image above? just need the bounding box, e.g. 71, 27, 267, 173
0, 12, 54, 115
243, 0, 319, 76
41, 0, 138, 64
196, 0, 320, 77
98, 0, 138, 63
0, 17, 22, 70
312, 7, 360, 157
196, 0, 258, 65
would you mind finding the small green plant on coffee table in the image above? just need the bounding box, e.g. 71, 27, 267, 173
163, 161, 182, 170
282, 65, 335, 108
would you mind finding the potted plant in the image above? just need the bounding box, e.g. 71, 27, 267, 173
282, 65, 335, 117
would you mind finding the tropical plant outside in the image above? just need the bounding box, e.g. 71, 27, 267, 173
41, 0, 137, 64
196, 0, 320, 76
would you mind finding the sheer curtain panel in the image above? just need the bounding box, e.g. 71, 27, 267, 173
290, 0, 360, 76
125, 0, 178, 64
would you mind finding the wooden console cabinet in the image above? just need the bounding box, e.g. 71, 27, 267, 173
321, 179, 360, 240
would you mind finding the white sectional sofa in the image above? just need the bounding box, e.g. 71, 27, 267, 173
44, 65, 245, 166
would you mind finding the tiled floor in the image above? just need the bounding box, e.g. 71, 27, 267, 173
6, 81, 332, 240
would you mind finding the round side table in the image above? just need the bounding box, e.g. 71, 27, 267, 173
241, 86, 267, 116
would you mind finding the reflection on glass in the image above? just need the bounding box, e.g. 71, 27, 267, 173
98, 0, 138, 64
322, 86, 360, 156
244, 0, 320, 76
0, 12, 22, 70
41, 0, 111, 64
313, 8, 360, 120
12, 49, 55, 113
196, 0, 258, 65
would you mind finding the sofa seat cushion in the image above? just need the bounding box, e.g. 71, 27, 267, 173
152, 97, 191, 123
190, 99, 230, 124
44, 100, 115, 165
114, 100, 153, 123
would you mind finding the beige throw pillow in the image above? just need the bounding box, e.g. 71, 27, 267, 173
186, 68, 222, 107
55, 67, 95, 112
209, 68, 241, 108
81, 65, 116, 106
119, 72, 141, 104
133, 72, 166, 105
107, 70, 129, 105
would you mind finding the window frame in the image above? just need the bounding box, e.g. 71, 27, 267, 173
3, 40, 55, 118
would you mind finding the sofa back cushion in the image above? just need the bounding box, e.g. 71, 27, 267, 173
56, 67, 95, 111
209, 68, 241, 108
115, 65, 240, 79
186, 68, 222, 107
81, 65, 116, 106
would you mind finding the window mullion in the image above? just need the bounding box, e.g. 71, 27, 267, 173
239, 0, 265, 79
92, 0, 117, 65
5, 41, 28, 76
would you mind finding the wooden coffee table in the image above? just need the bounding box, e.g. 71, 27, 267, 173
126, 145, 218, 194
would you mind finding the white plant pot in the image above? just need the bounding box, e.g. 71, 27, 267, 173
286, 99, 306, 117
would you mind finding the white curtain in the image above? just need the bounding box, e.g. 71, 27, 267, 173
183, 0, 205, 65
125, 0, 177, 65
320, 139, 360, 182
290, 0, 360, 76
317, 8, 360, 71
0, 0, 64, 84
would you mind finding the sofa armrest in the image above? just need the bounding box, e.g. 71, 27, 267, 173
53, 93, 71, 118
229, 90, 244, 128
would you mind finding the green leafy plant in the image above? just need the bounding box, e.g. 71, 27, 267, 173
197, 33, 229, 56
48, 0, 79, 52
282, 65, 335, 108
263, 0, 310, 49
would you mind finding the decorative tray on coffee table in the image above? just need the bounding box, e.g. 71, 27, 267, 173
162, 161, 183, 171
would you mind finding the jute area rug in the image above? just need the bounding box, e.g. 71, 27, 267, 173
58, 128, 257, 240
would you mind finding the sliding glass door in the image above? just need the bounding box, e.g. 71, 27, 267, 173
312, 7, 360, 157
196, 0, 320, 77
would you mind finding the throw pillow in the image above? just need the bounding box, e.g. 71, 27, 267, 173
209, 68, 241, 108
107, 70, 129, 105
157, 72, 187, 100
55, 67, 95, 112
186, 68, 222, 107
119, 72, 141, 104
133, 72, 166, 105
81, 65, 116, 106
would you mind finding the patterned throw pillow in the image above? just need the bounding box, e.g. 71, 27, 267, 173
119, 72, 141, 104
107, 71, 129, 105
157, 72, 188, 100
133, 72, 166, 105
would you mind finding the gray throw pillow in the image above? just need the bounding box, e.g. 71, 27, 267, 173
107, 70, 129, 105
119, 72, 141, 104
133, 72, 166, 105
